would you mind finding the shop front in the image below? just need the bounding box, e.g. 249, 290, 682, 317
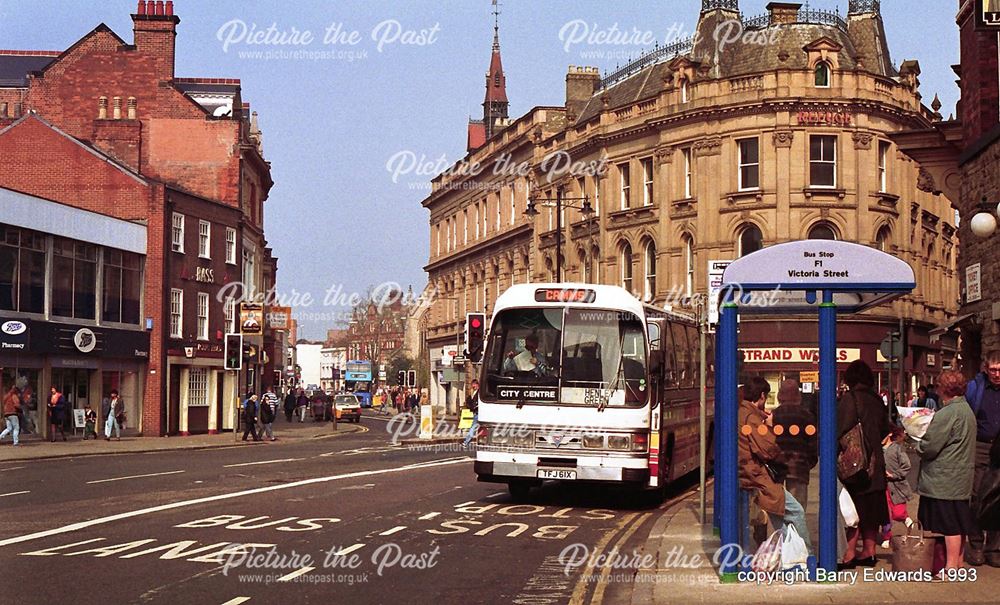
166, 343, 234, 436
0, 318, 149, 438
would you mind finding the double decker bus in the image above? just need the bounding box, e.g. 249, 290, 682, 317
344, 360, 373, 407
473, 283, 713, 499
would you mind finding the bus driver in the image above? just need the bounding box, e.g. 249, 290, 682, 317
503, 334, 550, 377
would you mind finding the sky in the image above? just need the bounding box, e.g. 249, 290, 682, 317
0, 0, 961, 339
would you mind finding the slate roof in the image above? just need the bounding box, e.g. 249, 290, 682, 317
0, 52, 58, 87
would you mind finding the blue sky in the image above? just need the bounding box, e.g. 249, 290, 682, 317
0, 0, 960, 339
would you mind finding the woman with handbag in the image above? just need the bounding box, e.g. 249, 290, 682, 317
915, 370, 977, 572
837, 360, 891, 569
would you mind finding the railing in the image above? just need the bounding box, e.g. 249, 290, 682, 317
598, 37, 694, 90
702, 0, 738, 11
848, 0, 880, 15
742, 7, 847, 30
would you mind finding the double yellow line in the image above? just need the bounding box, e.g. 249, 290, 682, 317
568, 510, 654, 605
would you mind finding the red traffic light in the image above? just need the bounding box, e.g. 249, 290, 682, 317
471, 317, 482, 328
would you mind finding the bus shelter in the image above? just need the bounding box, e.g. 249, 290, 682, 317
714, 240, 915, 579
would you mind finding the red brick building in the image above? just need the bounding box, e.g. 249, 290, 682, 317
0, 1, 275, 435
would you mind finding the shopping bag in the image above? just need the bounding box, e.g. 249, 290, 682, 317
780, 525, 809, 572
458, 409, 474, 430
897, 406, 935, 439
839, 486, 859, 528
890, 521, 935, 572
751, 529, 783, 573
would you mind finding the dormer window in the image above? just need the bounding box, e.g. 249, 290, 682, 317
814, 62, 831, 88
680, 79, 689, 103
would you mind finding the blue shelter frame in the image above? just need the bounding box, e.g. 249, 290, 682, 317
713, 240, 915, 580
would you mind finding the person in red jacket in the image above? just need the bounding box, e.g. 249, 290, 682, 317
1, 385, 22, 446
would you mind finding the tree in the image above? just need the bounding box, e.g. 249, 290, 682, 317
348, 285, 408, 386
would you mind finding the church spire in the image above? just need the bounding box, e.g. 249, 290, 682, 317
483, 0, 508, 141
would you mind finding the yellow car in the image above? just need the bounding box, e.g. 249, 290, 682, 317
333, 394, 362, 423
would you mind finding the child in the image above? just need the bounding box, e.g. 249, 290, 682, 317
882, 425, 914, 547
83, 406, 98, 440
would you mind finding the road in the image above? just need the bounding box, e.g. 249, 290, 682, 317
0, 414, 676, 605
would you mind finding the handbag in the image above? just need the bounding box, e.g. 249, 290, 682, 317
890, 521, 935, 572
837, 391, 873, 486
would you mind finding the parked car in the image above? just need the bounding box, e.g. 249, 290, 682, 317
333, 394, 362, 423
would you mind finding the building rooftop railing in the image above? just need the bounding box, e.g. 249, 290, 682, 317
743, 7, 848, 31
598, 37, 694, 90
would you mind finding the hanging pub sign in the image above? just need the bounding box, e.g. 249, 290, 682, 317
977, 0, 1000, 29
240, 302, 264, 334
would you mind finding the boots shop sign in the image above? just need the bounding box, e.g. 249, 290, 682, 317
1, 320, 29, 350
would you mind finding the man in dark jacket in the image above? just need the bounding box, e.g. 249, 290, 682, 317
242, 393, 262, 442
967, 350, 1000, 567
772, 380, 818, 512
284, 390, 296, 422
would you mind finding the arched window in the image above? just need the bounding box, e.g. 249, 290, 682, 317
643, 240, 657, 302
808, 222, 837, 240
875, 226, 891, 252
620, 243, 633, 293
683, 235, 694, 297
739, 224, 763, 257
579, 249, 591, 283
814, 62, 831, 87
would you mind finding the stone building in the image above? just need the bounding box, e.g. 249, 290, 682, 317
423, 0, 959, 410
894, 0, 1000, 373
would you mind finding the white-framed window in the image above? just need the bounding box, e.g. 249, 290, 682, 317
197, 292, 209, 341
510, 186, 517, 225
436, 224, 442, 256
738, 138, 760, 190
814, 62, 831, 88
620, 243, 633, 293
643, 240, 656, 302
474, 205, 480, 239
463, 209, 468, 245
809, 135, 837, 188
594, 177, 601, 216
170, 288, 183, 338
171, 213, 185, 253
198, 220, 211, 258
224, 296, 236, 334
187, 367, 209, 407
642, 158, 654, 206
683, 148, 692, 198
619, 162, 631, 210
225, 227, 237, 264
495, 195, 501, 231
878, 140, 890, 192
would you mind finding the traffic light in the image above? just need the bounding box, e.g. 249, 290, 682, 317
466, 312, 486, 363
397, 370, 405, 386
224, 334, 243, 370
407, 369, 416, 388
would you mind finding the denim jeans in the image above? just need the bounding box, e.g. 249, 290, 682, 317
767, 488, 813, 553
263, 422, 274, 440
463, 413, 478, 447
105, 415, 120, 439
0, 415, 19, 445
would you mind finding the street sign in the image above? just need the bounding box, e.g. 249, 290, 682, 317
708, 260, 732, 328
799, 371, 819, 383
879, 333, 903, 360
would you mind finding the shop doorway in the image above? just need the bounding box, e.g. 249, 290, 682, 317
51, 368, 91, 411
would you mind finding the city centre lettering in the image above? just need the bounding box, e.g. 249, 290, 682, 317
498, 387, 557, 401
788, 250, 849, 278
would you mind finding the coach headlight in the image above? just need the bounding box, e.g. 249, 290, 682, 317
513, 430, 535, 447
607, 435, 630, 450
582, 434, 605, 449
491, 431, 511, 446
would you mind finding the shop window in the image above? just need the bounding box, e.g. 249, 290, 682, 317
188, 368, 209, 407
0, 224, 46, 314
52, 238, 97, 320
102, 249, 142, 325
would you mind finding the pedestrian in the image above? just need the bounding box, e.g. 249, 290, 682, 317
916, 370, 977, 573
911, 385, 935, 410
261, 386, 279, 441
284, 389, 296, 422
104, 389, 123, 441
83, 406, 98, 440
47, 385, 67, 442
1, 385, 21, 446
738, 377, 811, 551
926, 384, 941, 410
837, 360, 891, 569
772, 379, 817, 513
881, 425, 913, 547
242, 393, 262, 442
296, 390, 309, 422
965, 350, 1000, 567
463, 379, 480, 448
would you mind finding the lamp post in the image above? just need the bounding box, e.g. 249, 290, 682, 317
969, 196, 1000, 238
524, 187, 595, 282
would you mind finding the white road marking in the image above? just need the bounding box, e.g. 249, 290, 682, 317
0, 490, 29, 498
223, 458, 302, 468
485, 492, 505, 499
418, 512, 440, 520
220, 598, 251, 605
277, 566, 315, 582
334, 543, 365, 556
378, 526, 406, 536
86, 470, 185, 484
454, 500, 477, 508
0, 457, 470, 548
20, 538, 105, 556
0, 466, 25, 472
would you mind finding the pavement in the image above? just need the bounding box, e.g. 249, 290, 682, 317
605, 445, 1000, 604
0, 416, 367, 462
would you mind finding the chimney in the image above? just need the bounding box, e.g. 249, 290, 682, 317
132, 0, 180, 80
98, 96, 108, 119
113, 96, 122, 120
766, 2, 802, 25
127, 97, 137, 120
566, 66, 601, 119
